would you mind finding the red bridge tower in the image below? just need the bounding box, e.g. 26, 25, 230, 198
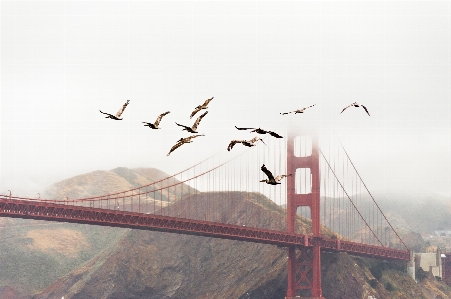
286, 128, 324, 299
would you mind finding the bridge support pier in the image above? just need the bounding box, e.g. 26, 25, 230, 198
286, 245, 323, 299
286, 128, 324, 299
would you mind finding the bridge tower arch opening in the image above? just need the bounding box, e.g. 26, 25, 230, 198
286, 128, 324, 299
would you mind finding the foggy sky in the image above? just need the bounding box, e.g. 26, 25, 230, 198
1, 1, 450, 198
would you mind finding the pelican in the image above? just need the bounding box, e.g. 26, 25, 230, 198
227, 136, 266, 151
99, 100, 130, 120
234, 126, 283, 138
190, 97, 214, 118
280, 104, 316, 115
341, 102, 370, 116
167, 134, 205, 156
176, 111, 208, 133
260, 164, 292, 185
142, 111, 170, 129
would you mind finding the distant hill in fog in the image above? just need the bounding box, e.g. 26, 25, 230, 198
371, 192, 451, 234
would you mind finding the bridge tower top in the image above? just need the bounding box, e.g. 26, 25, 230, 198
286, 127, 320, 236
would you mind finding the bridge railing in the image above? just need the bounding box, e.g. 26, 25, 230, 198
1, 132, 409, 252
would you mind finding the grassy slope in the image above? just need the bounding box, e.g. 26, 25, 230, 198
34, 191, 451, 299
4, 171, 451, 298
0, 167, 189, 298
0, 218, 128, 297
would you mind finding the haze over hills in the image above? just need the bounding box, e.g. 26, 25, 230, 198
374, 193, 451, 235
1, 167, 451, 298
44, 167, 196, 201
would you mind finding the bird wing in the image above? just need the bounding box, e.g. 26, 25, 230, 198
274, 174, 292, 182
251, 128, 267, 134
190, 106, 202, 119
227, 140, 243, 151
175, 122, 190, 130
189, 97, 213, 118
297, 104, 316, 113
268, 131, 283, 138
115, 100, 130, 117
154, 111, 170, 126
176, 134, 204, 144
100, 110, 121, 120
99, 110, 113, 116
340, 103, 353, 114
191, 111, 208, 131
282, 104, 316, 115
235, 126, 255, 130
361, 105, 370, 116
167, 141, 185, 156
201, 97, 214, 107
248, 136, 266, 145
185, 134, 205, 142
261, 164, 275, 181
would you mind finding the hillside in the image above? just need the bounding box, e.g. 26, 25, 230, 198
0, 218, 128, 299
0, 167, 193, 298
44, 167, 196, 201
31, 212, 451, 299
2, 168, 451, 298
33, 192, 451, 299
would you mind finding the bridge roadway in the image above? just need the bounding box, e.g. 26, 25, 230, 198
0, 197, 410, 261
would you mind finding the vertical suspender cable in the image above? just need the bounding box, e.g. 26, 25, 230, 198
279, 137, 282, 231
332, 143, 335, 234
338, 144, 341, 237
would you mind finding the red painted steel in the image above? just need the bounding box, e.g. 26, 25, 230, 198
0, 133, 414, 299
286, 128, 324, 298
0, 197, 410, 260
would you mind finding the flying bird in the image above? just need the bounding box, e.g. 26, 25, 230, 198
260, 164, 292, 185
99, 100, 130, 120
227, 136, 266, 151
142, 111, 170, 129
234, 126, 283, 138
176, 111, 208, 133
167, 134, 205, 156
341, 102, 370, 116
190, 97, 214, 119
280, 104, 316, 115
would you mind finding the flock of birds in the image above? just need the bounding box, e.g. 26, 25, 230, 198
99, 99, 370, 185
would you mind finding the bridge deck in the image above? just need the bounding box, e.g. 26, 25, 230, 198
0, 198, 409, 261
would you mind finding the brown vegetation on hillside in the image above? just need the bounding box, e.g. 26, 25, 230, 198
26, 229, 90, 258
3, 168, 451, 299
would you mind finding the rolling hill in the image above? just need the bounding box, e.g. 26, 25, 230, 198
1, 168, 451, 298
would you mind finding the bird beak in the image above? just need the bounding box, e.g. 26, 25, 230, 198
261, 140, 266, 145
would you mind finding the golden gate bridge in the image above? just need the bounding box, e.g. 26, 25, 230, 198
0, 127, 410, 298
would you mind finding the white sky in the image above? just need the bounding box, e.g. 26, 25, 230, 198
1, 1, 450, 197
